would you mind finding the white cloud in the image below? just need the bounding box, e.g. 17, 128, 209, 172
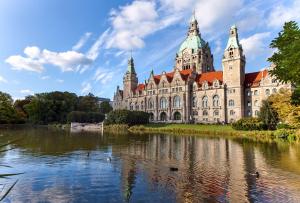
87, 29, 110, 60
20, 89, 34, 95
195, 0, 244, 32
42, 49, 92, 72
93, 68, 114, 84
72, 32, 92, 51
240, 32, 271, 59
5, 54, 44, 73
0, 75, 7, 83
106, 0, 182, 50
56, 79, 64, 83
6, 46, 93, 73
159, 0, 194, 12
41, 75, 50, 80
268, 0, 300, 28
81, 82, 92, 94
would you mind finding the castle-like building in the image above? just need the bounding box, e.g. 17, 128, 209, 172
113, 15, 291, 123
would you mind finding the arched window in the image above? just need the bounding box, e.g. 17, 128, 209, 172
192, 96, 197, 107
148, 99, 154, 109
255, 110, 259, 116
160, 112, 167, 121
272, 88, 277, 93
135, 103, 139, 110
254, 100, 258, 107
266, 89, 270, 96
213, 95, 219, 107
229, 99, 234, 107
247, 110, 252, 116
213, 110, 219, 117
160, 97, 167, 109
174, 112, 181, 120
203, 110, 208, 116
230, 110, 235, 115
141, 101, 144, 110
173, 96, 181, 108
130, 103, 134, 110
202, 96, 208, 108
193, 111, 198, 116
254, 90, 258, 95
149, 113, 154, 121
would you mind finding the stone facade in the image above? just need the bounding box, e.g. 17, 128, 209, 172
113, 15, 291, 123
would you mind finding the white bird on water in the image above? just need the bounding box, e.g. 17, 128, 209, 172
107, 157, 111, 162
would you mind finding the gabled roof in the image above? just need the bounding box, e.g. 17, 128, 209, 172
137, 84, 145, 91
152, 69, 193, 84
245, 69, 268, 87
196, 71, 223, 85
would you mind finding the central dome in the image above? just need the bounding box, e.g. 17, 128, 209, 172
178, 35, 206, 54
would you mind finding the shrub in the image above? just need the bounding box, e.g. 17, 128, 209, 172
105, 110, 149, 126
232, 118, 266, 131
273, 129, 298, 141
67, 111, 105, 123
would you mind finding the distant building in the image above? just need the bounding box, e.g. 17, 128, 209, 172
113, 14, 291, 123
97, 97, 111, 106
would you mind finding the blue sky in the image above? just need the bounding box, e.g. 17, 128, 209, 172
0, 0, 299, 100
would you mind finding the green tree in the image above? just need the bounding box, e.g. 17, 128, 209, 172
268, 21, 300, 85
0, 92, 20, 124
76, 93, 100, 112
259, 100, 279, 130
99, 101, 112, 114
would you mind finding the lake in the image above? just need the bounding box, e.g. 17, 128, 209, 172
1, 127, 300, 202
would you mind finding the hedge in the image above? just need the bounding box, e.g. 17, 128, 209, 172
105, 110, 149, 126
232, 117, 266, 131
67, 111, 105, 123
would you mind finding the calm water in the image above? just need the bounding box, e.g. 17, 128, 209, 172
1, 128, 300, 203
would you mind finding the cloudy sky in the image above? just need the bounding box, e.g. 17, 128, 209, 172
0, 0, 299, 100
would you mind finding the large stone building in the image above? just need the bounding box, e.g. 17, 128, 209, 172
113, 15, 291, 123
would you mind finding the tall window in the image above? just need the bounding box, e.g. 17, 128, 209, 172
230, 110, 235, 115
255, 110, 259, 116
272, 88, 277, 93
202, 96, 208, 108
254, 90, 258, 95
173, 96, 181, 108
229, 99, 234, 107
160, 97, 167, 109
254, 100, 258, 107
203, 110, 208, 116
130, 103, 134, 110
266, 89, 270, 96
213, 110, 219, 116
192, 96, 197, 107
213, 95, 219, 107
148, 99, 154, 109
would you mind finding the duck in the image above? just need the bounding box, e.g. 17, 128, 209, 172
170, 167, 178, 171
107, 157, 112, 162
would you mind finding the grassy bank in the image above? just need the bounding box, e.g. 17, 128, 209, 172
129, 123, 300, 142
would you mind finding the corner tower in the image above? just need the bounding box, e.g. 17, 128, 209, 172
175, 13, 214, 73
222, 25, 246, 122
123, 56, 138, 99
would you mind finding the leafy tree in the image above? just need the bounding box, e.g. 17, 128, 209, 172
77, 93, 100, 112
291, 87, 300, 105
14, 97, 31, 119
99, 101, 112, 114
105, 110, 149, 126
0, 92, 22, 124
268, 21, 300, 86
259, 100, 279, 130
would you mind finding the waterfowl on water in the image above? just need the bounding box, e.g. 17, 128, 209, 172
250, 171, 260, 178
107, 157, 112, 162
170, 167, 178, 171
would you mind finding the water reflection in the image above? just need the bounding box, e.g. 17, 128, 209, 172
1, 128, 300, 202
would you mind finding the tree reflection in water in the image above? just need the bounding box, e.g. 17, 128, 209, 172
1, 127, 300, 202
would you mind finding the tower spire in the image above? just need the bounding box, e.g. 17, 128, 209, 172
188, 10, 199, 36
127, 52, 135, 74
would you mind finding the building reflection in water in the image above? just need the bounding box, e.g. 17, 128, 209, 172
113, 134, 300, 202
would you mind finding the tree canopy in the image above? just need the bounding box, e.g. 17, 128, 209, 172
268, 21, 300, 86
99, 101, 113, 114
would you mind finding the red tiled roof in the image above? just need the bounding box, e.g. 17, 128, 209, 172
152, 69, 193, 84
196, 71, 223, 85
137, 84, 145, 91
245, 69, 268, 87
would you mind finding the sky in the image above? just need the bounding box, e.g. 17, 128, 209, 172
0, 0, 299, 100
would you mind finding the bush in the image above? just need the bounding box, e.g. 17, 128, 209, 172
67, 111, 105, 123
232, 118, 266, 131
273, 129, 298, 141
105, 110, 149, 126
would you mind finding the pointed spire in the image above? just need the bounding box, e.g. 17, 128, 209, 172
127, 51, 135, 74
188, 10, 199, 37
225, 24, 240, 50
